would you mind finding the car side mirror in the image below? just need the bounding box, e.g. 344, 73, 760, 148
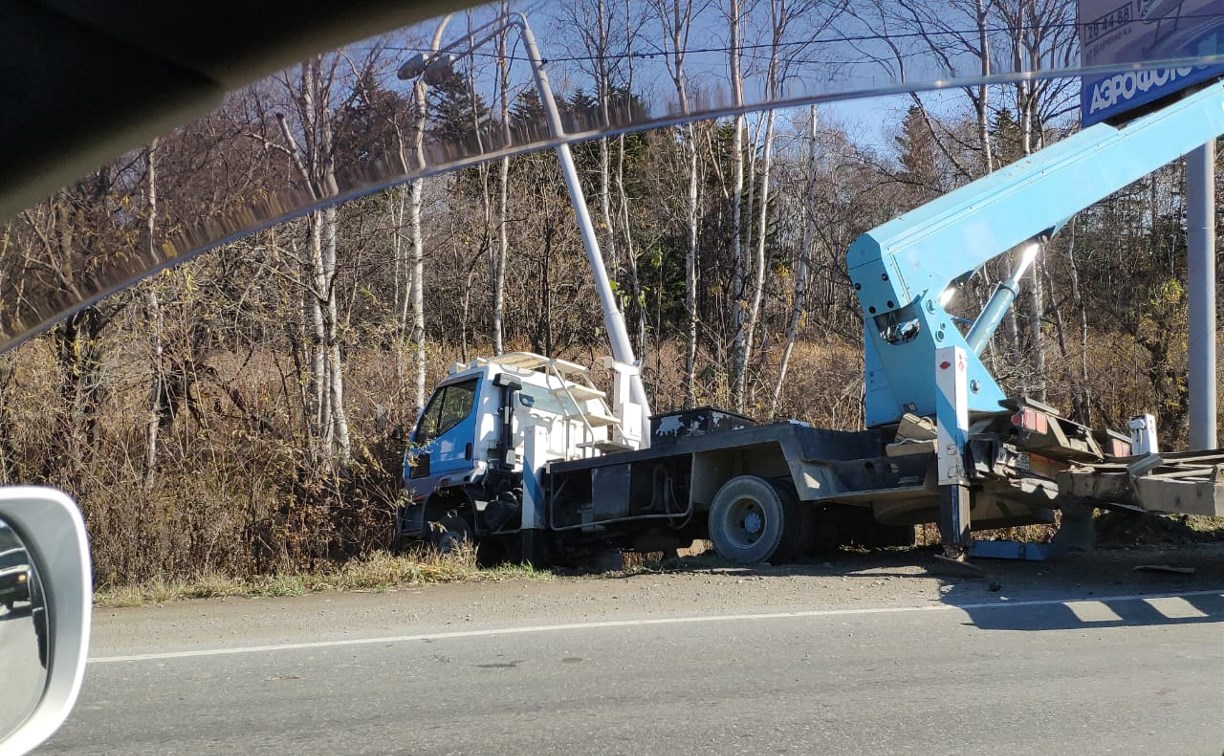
0, 487, 92, 755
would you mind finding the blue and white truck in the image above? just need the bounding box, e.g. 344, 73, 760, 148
395, 83, 1224, 567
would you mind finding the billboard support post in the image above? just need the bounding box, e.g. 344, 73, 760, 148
1077, 0, 1221, 449
1187, 137, 1217, 451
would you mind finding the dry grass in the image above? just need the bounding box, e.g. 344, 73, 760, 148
5, 327, 1219, 593
94, 546, 550, 608
1183, 515, 1224, 534
919, 513, 1224, 549
618, 551, 739, 576
1095, 512, 1224, 547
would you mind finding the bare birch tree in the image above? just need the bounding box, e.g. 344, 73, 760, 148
411, 18, 452, 411
619, 0, 648, 358
997, 0, 1079, 402
651, 0, 705, 407
726, 0, 751, 410
493, 4, 510, 355
273, 55, 358, 464
771, 106, 819, 415
142, 139, 163, 493
736, 0, 836, 410
890, 0, 996, 175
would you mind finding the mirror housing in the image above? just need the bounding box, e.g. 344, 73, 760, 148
0, 487, 91, 755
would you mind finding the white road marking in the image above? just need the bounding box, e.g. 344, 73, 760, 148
1065, 600, 1124, 623
1144, 596, 1211, 619
88, 590, 1224, 665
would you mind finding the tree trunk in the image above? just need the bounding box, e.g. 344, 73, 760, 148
656, 0, 700, 407
975, 0, 994, 176
620, 0, 647, 361
771, 107, 817, 417
280, 56, 353, 464
684, 127, 699, 408
738, 0, 786, 410
410, 178, 427, 416
308, 212, 329, 453
322, 202, 350, 460
740, 108, 776, 409
391, 185, 409, 385
595, 0, 619, 279
142, 138, 161, 493
1065, 219, 1091, 423
494, 5, 510, 356
727, 0, 748, 410
409, 18, 451, 414
1028, 257, 1047, 402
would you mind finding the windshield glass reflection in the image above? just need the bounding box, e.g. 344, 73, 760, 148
0, 0, 1220, 349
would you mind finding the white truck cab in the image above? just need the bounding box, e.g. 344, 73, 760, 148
397, 352, 642, 555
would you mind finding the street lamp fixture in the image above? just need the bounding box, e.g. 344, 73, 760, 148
396, 52, 457, 86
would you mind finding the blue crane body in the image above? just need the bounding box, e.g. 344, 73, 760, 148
850, 81, 1224, 428
397, 83, 1224, 567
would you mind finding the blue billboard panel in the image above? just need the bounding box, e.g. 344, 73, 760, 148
1079, 0, 1224, 126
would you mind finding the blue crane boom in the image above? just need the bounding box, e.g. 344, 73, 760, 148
848, 81, 1224, 428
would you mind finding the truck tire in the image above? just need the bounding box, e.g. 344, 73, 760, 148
427, 512, 472, 555
708, 476, 803, 565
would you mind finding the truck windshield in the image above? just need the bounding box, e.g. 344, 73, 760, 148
413, 378, 479, 444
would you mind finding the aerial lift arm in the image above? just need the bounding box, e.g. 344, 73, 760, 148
848, 82, 1224, 428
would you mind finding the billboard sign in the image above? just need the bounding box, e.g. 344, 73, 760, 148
1080, 0, 1224, 126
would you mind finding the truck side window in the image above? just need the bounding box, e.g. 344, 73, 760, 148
414, 378, 479, 444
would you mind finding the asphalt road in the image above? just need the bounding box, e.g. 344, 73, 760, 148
38, 568, 1224, 755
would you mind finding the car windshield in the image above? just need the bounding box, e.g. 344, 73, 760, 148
4, 2, 1224, 753
0, 0, 1220, 350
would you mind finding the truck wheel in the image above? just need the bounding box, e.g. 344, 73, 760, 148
708, 476, 803, 565
427, 513, 472, 555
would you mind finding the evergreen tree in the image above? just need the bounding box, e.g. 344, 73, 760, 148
894, 105, 940, 201
427, 69, 493, 150
334, 72, 411, 168
991, 108, 1024, 168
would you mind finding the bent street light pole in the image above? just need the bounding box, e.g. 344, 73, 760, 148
399, 13, 650, 422
1187, 137, 1217, 451
512, 16, 649, 416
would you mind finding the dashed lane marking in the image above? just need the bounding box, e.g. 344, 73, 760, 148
1066, 600, 1125, 623
1143, 596, 1211, 619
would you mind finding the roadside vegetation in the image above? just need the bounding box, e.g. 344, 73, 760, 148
95, 546, 550, 608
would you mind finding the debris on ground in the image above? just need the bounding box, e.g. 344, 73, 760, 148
1094, 511, 1224, 547
1133, 564, 1196, 575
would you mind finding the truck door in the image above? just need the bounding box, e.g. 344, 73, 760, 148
410, 377, 482, 483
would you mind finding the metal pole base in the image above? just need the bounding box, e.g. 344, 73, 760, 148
939, 483, 972, 552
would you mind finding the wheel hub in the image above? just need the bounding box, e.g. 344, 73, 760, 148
742, 510, 763, 535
